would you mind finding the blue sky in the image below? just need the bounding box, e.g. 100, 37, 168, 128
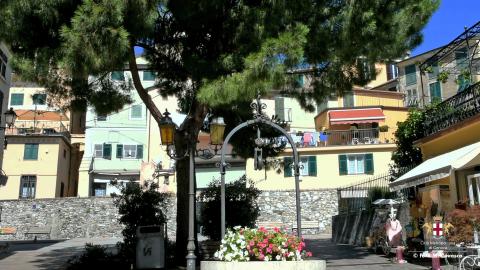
412, 0, 480, 56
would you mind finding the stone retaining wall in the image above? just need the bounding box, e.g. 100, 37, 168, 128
256, 189, 338, 234
0, 196, 177, 241
0, 189, 337, 241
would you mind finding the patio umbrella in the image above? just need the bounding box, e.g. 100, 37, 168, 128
372, 198, 401, 205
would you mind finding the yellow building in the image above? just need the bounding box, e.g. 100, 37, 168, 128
1, 129, 73, 199
247, 88, 408, 189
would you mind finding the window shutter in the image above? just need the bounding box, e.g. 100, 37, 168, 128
136, 145, 143, 159
116, 144, 123, 158
103, 144, 112, 159
365, 153, 374, 174
338, 155, 347, 175
308, 156, 317, 176
284, 157, 293, 177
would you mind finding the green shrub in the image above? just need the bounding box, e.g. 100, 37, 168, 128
112, 180, 169, 265
199, 175, 261, 240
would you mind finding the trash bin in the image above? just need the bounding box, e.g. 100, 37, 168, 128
136, 225, 165, 269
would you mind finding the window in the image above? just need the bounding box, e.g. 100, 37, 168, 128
93, 144, 102, 157
32, 94, 47, 105
10, 93, 24, 106
429, 82, 442, 103
427, 62, 439, 80
96, 114, 107, 121
116, 144, 144, 159
295, 75, 304, 88
130, 105, 143, 119
338, 153, 374, 175
143, 71, 156, 81
283, 156, 317, 177
457, 75, 471, 93
405, 64, 417, 86
386, 63, 398, 80
24, 144, 39, 160
93, 182, 107, 197
63, 149, 67, 158
455, 48, 468, 70
343, 93, 354, 107
19, 175, 36, 199
111, 71, 125, 81
0, 50, 7, 80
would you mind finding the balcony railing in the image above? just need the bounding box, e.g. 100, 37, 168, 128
286, 128, 395, 148
6, 121, 70, 137
423, 82, 480, 137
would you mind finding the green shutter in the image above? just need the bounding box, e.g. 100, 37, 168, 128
405, 64, 417, 85
143, 71, 156, 81
429, 82, 442, 102
136, 145, 143, 159
131, 105, 143, 119
116, 144, 123, 158
103, 144, 112, 159
308, 156, 317, 176
338, 155, 347, 175
11, 93, 24, 106
284, 157, 293, 177
111, 71, 124, 81
24, 144, 38, 160
365, 153, 374, 174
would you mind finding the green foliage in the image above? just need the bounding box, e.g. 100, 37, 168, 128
199, 175, 261, 240
437, 70, 450, 83
390, 109, 425, 176
112, 180, 169, 264
66, 243, 129, 270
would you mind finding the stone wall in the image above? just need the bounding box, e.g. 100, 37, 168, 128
0, 196, 177, 241
0, 189, 337, 241
256, 189, 338, 234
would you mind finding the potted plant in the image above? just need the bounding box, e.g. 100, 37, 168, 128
201, 226, 326, 270
379, 125, 389, 132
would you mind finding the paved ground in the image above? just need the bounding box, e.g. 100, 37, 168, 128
0, 238, 121, 270
305, 235, 429, 269
0, 235, 449, 270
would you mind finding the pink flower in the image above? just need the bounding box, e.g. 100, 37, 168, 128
306, 251, 313, 257
249, 240, 255, 246
267, 247, 272, 253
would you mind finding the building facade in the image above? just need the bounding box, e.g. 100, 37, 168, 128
78, 66, 153, 197
0, 42, 12, 171
247, 88, 409, 190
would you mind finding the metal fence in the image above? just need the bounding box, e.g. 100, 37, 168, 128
337, 167, 412, 214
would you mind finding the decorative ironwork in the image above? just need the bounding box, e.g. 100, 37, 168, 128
251, 93, 269, 120
424, 82, 480, 137
460, 255, 480, 269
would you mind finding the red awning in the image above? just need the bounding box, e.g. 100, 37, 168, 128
329, 108, 385, 125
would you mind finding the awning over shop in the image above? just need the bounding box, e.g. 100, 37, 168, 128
329, 108, 385, 125
390, 141, 480, 191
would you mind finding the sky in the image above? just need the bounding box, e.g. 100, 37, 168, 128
411, 0, 480, 56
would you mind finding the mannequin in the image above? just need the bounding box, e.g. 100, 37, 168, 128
385, 206, 406, 263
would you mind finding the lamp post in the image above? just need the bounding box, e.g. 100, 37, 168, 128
158, 110, 225, 270
3, 108, 16, 128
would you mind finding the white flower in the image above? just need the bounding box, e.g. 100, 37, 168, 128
288, 252, 294, 257
275, 255, 281, 261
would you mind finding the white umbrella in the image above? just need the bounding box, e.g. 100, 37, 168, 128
372, 198, 400, 205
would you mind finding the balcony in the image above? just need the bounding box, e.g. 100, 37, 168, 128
6, 120, 70, 138
286, 128, 395, 148
423, 82, 480, 137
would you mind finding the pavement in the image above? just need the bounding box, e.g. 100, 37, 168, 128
0, 238, 121, 270
0, 235, 445, 270
305, 235, 429, 269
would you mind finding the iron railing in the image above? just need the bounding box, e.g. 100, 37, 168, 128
6, 120, 70, 137
336, 167, 413, 214
287, 128, 396, 148
423, 82, 480, 137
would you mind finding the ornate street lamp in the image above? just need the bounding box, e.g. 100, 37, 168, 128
4, 108, 16, 128
158, 109, 225, 270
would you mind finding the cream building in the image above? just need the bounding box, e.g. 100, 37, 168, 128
0, 42, 12, 171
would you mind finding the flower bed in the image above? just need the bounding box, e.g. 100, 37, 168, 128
201, 227, 326, 270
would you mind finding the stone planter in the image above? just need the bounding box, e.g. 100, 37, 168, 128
201, 260, 326, 270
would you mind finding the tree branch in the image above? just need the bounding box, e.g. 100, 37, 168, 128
128, 45, 164, 125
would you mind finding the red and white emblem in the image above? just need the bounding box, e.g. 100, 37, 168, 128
433, 221, 443, 237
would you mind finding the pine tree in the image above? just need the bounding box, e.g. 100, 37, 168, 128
0, 0, 439, 265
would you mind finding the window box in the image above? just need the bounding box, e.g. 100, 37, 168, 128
201, 261, 326, 270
